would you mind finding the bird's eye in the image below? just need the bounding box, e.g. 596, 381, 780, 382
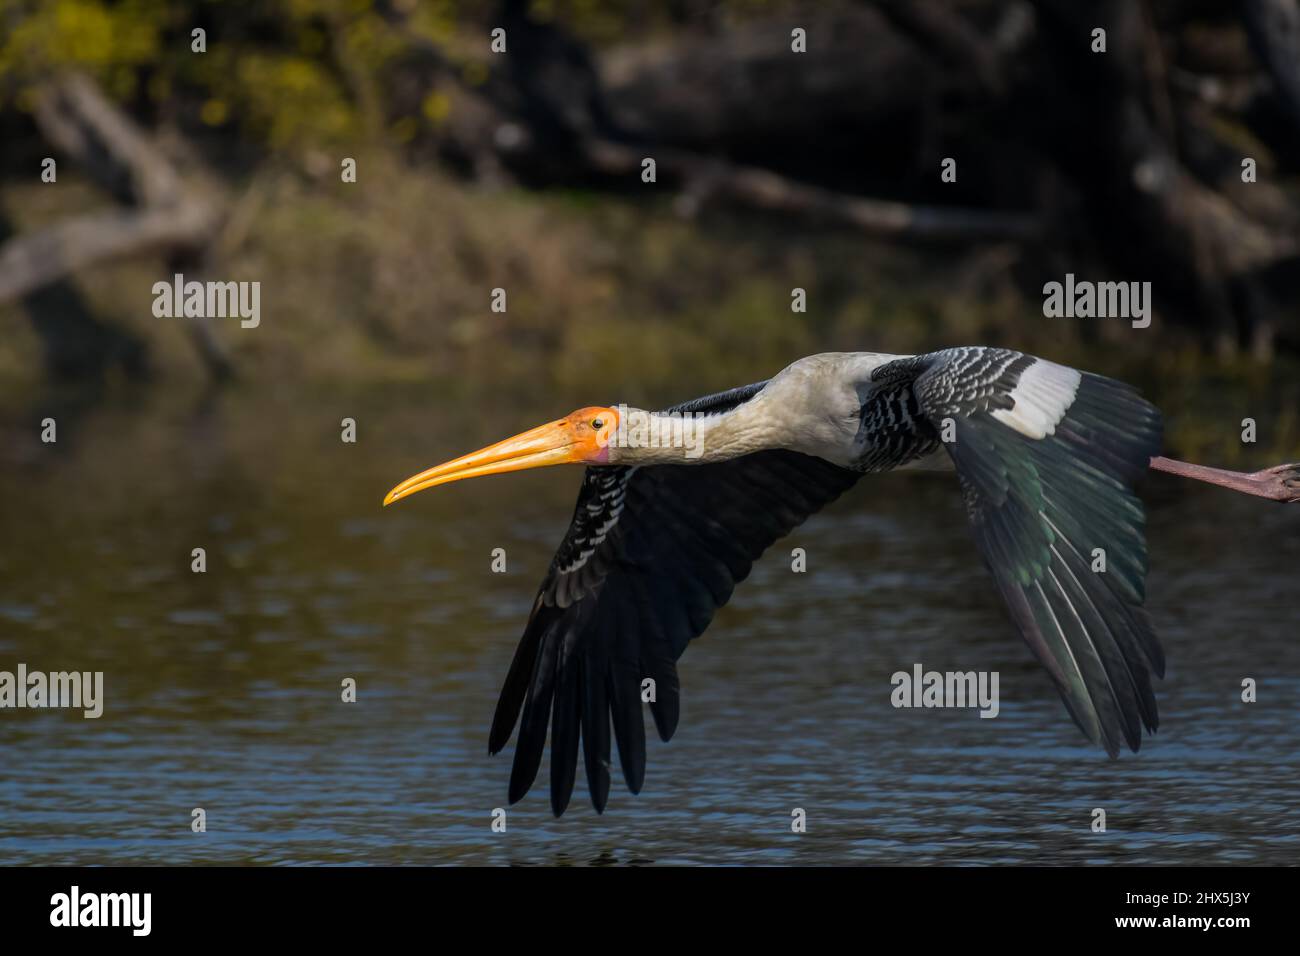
591, 418, 604, 429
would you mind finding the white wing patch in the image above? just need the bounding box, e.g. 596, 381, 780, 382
990, 359, 1081, 439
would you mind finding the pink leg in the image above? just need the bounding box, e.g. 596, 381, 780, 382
1149, 456, 1300, 503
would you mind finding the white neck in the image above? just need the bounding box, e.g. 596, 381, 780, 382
603, 351, 900, 468
607, 397, 783, 465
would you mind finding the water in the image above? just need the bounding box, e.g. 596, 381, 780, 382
1, 386, 1297, 865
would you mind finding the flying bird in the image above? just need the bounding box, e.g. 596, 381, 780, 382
384, 347, 1299, 815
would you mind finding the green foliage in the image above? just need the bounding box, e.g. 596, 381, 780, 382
0, 0, 160, 77
0, 0, 422, 152
0, 0, 816, 151
1, 0, 1293, 464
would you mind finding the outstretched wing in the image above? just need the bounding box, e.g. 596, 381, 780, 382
490, 382, 860, 814
874, 347, 1165, 756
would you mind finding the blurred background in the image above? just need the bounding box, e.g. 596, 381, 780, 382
0, 1, 1298, 865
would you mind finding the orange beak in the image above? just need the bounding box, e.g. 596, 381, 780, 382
383, 406, 617, 506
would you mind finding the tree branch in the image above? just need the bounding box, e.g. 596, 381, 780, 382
582, 139, 1042, 241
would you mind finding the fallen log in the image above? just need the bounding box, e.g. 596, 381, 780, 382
581, 139, 1042, 241
0, 73, 231, 380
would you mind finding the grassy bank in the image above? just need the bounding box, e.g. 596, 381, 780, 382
2, 153, 1297, 463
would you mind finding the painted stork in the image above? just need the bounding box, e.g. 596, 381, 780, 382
384, 347, 1299, 815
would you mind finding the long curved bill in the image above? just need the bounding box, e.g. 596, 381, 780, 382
383, 420, 582, 506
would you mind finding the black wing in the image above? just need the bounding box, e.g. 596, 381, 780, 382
490, 381, 861, 814
873, 347, 1165, 756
